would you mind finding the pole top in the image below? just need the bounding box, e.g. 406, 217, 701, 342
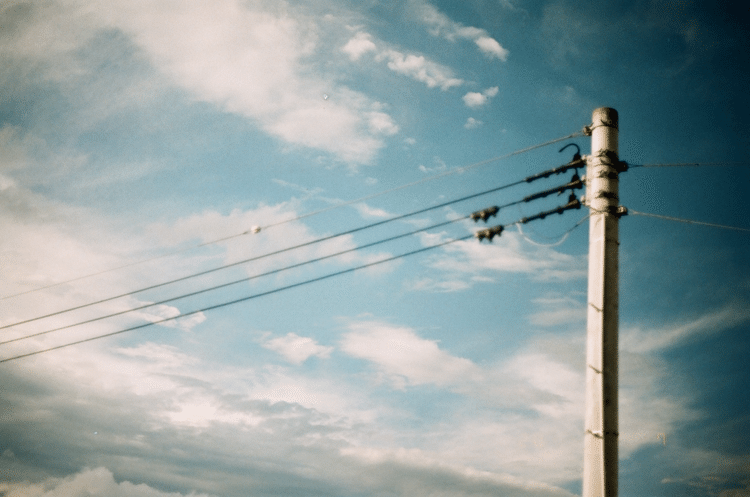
592, 107, 618, 130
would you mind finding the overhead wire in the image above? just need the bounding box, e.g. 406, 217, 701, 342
0, 181, 532, 331
0, 212, 486, 346
1, 130, 584, 301
0, 233, 476, 364
629, 210, 750, 232
629, 161, 750, 168
0, 200, 584, 365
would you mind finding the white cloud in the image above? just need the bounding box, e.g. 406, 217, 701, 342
154, 202, 375, 276
262, 332, 333, 364
462, 86, 499, 108
342, 32, 377, 61
406, 277, 471, 292
418, 156, 448, 173
340, 321, 483, 388
464, 117, 483, 129
475, 36, 510, 61
528, 295, 586, 327
353, 202, 391, 219
414, 1, 509, 61
0, 467, 215, 497
378, 49, 464, 90
339, 446, 577, 497
621, 303, 750, 354
417, 230, 587, 289
70, 0, 395, 165
133, 303, 207, 331
366, 110, 400, 135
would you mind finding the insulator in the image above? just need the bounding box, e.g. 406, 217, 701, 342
471, 206, 500, 223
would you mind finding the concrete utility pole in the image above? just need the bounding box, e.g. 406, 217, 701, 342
583, 107, 625, 497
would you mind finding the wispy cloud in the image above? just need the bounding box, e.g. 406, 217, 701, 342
464, 117, 483, 129
342, 30, 464, 91
353, 202, 391, 219
528, 295, 586, 327
341, 321, 482, 389
261, 332, 333, 364
20, 0, 398, 165
378, 49, 464, 90
418, 156, 448, 173
621, 303, 750, 353
413, 1, 509, 61
414, 230, 587, 291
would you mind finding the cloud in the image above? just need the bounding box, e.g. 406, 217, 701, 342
261, 332, 333, 364
344, 28, 465, 93
155, 202, 369, 275
26, 0, 396, 165
0, 467, 215, 497
405, 277, 471, 292
378, 49, 464, 90
464, 117, 483, 129
0, 337, 581, 496
527, 295, 586, 327
462, 86, 499, 108
414, 1, 509, 61
342, 32, 377, 61
366, 110, 400, 135
339, 447, 577, 497
340, 321, 482, 388
418, 156, 448, 173
353, 202, 391, 219
475, 36, 509, 60
416, 230, 587, 290
621, 303, 750, 354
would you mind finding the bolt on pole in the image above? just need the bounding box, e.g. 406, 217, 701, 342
583, 107, 621, 497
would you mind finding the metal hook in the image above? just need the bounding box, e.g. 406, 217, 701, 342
559, 143, 581, 161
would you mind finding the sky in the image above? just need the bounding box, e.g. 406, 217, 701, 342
1, 1, 749, 496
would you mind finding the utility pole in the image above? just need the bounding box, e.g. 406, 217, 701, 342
583, 107, 626, 497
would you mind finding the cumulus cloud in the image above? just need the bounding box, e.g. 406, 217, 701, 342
342, 32, 377, 61
414, 1, 509, 61
262, 332, 333, 364
462, 86, 499, 108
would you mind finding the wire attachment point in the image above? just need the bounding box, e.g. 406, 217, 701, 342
476, 225, 504, 242
471, 206, 500, 223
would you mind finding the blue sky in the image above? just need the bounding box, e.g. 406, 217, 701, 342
1, 1, 749, 496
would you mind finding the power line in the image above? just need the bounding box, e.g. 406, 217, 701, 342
629, 209, 750, 232
0, 233, 475, 364
1, 130, 583, 301
0, 182, 530, 331
0, 195, 585, 364
629, 161, 750, 168
0, 214, 477, 346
